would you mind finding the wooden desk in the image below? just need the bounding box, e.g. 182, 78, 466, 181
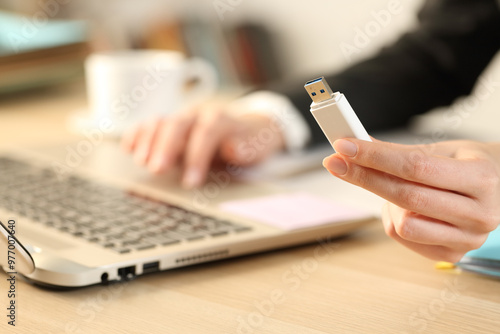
1, 82, 499, 334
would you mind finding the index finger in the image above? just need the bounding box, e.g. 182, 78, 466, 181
332, 139, 481, 196
182, 107, 234, 189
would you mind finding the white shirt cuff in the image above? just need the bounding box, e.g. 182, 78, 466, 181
229, 91, 311, 152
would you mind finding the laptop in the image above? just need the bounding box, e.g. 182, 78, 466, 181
0, 141, 374, 288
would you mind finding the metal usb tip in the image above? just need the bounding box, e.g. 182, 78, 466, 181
304, 76, 335, 103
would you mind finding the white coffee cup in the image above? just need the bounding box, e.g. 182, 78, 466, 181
83, 50, 218, 134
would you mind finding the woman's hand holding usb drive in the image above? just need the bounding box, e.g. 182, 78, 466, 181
323, 138, 500, 262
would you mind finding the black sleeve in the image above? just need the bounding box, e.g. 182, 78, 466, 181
277, 0, 500, 146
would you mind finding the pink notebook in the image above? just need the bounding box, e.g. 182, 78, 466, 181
220, 192, 372, 231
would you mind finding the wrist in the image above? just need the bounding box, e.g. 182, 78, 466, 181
235, 113, 286, 152
229, 91, 311, 152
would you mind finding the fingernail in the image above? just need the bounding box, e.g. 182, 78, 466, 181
182, 168, 203, 189
323, 157, 347, 175
134, 149, 148, 165
333, 139, 357, 157
150, 156, 169, 174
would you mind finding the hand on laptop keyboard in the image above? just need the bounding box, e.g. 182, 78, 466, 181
121, 100, 285, 189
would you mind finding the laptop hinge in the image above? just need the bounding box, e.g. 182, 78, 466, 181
0, 221, 35, 275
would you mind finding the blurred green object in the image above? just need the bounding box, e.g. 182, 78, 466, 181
457, 227, 500, 278
0, 11, 89, 94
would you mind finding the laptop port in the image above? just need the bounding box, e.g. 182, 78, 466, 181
142, 261, 160, 274
101, 272, 109, 284
118, 266, 136, 281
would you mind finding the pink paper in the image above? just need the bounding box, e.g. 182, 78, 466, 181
220, 192, 371, 230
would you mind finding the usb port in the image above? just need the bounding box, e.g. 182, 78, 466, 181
118, 265, 136, 281
142, 261, 160, 274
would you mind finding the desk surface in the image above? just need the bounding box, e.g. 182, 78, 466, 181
1, 82, 499, 334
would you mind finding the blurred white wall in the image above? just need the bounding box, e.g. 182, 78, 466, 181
5, 0, 500, 138
62, 0, 424, 78
217, 0, 424, 77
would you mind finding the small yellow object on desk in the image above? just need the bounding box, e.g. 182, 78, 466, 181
435, 261, 457, 270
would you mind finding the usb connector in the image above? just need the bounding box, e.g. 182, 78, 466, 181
304, 76, 335, 104
304, 76, 371, 145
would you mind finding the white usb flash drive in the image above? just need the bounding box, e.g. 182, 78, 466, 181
304, 76, 371, 147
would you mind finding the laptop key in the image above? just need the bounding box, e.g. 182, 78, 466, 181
211, 231, 229, 237
234, 226, 252, 233
122, 238, 141, 246
112, 248, 131, 254
186, 235, 205, 242
161, 239, 181, 246
87, 236, 101, 243
135, 244, 156, 251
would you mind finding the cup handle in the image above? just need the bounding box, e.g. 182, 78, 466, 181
182, 58, 218, 106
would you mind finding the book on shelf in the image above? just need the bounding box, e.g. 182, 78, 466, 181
225, 23, 283, 88
141, 17, 283, 90
0, 11, 89, 94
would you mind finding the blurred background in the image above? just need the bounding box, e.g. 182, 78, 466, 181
0, 0, 422, 92
2, 0, 500, 140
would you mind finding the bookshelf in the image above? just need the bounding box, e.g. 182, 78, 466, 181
0, 11, 89, 95
138, 17, 284, 90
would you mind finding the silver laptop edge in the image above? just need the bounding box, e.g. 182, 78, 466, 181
0, 142, 374, 288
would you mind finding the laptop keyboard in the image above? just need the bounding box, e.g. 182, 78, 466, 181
0, 157, 251, 254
